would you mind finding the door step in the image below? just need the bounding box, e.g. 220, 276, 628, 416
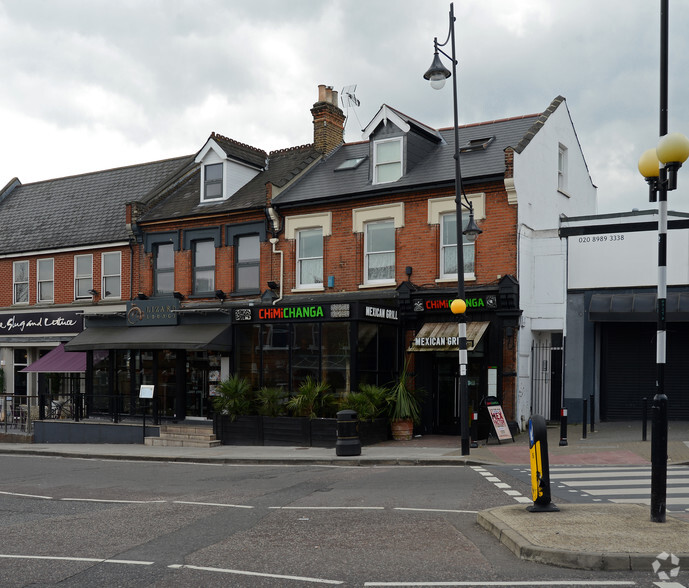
145, 423, 220, 448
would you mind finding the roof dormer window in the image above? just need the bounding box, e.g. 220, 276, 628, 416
373, 138, 403, 184
203, 163, 223, 200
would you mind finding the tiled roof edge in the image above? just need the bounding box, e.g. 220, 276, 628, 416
0, 177, 21, 204
512, 96, 566, 154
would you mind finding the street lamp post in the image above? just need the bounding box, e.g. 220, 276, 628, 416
424, 2, 482, 456
637, 0, 689, 523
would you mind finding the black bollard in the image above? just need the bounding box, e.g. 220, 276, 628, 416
590, 394, 595, 433
527, 414, 559, 512
642, 397, 648, 442
559, 408, 568, 446
582, 397, 588, 439
335, 410, 361, 456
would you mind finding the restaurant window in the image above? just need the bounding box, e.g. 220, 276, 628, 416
236, 234, 260, 293
296, 227, 323, 288
291, 323, 320, 390
14, 349, 28, 396
154, 243, 175, 295
13, 260, 29, 304
357, 323, 397, 387
322, 322, 350, 396
102, 251, 121, 299
440, 212, 475, 278
37, 258, 54, 303
193, 240, 215, 295
75, 254, 93, 299
365, 220, 395, 284
262, 324, 289, 389
235, 323, 261, 390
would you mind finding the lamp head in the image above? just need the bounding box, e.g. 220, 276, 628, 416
463, 209, 482, 243
423, 49, 451, 90
656, 132, 689, 165
638, 148, 660, 179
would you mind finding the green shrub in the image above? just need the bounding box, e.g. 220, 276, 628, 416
212, 374, 254, 420
286, 376, 334, 419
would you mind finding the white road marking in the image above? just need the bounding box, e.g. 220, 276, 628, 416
61, 498, 167, 504
269, 506, 384, 510
364, 581, 637, 586
394, 507, 478, 514
173, 500, 253, 509
0, 490, 52, 499
168, 563, 343, 584
0, 554, 153, 565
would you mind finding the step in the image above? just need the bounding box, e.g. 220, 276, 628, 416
159, 425, 213, 435
157, 432, 217, 442
144, 437, 221, 448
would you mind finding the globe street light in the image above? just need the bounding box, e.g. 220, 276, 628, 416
424, 2, 482, 455
637, 0, 689, 523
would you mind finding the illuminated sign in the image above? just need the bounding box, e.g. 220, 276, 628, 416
364, 306, 398, 320
258, 306, 325, 320
126, 299, 179, 326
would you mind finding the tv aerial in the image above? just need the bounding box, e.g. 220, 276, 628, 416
341, 85, 363, 135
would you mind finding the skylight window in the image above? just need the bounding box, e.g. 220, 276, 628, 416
335, 157, 367, 171
460, 136, 495, 153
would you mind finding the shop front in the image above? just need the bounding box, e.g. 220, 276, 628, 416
230, 298, 400, 396
65, 298, 231, 421
403, 281, 520, 436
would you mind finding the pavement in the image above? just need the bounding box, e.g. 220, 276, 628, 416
1, 419, 689, 571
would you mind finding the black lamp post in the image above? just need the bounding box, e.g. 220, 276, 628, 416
637, 0, 689, 523
424, 2, 482, 455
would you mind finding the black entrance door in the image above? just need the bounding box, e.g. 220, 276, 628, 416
433, 355, 460, 434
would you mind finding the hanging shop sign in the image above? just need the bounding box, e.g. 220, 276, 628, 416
0, 311, 83, 335
413, 295, 497, 313
126, 299, 179, 326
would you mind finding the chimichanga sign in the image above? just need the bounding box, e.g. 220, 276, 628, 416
0, 311, 83, 335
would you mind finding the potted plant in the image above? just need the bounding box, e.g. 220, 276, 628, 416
212, 374, 255, 419
340, 383, 389, 444
387, 357, 421, 441
256, 386, 287, 417
212, 374, 262, 445
286, 376, 334, 419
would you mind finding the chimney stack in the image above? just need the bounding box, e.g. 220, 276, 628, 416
311, 84, 345, 154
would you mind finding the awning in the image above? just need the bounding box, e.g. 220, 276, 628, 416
408, 321, 489, 352
21, 343, 87, 373
589, 292, 689, 322
64, 324, 232, 352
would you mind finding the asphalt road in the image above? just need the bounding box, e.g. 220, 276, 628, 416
0, 455, 674, 587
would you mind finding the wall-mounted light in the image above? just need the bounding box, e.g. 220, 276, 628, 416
88, 289, 99, 296
215, 289, 227, 301
267, 281, 280, 290
173, 291, 185, 300
137, 293, 149, 300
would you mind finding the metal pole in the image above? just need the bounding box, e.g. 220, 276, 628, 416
651, 0, 670, 523
582, 397, 587, 440
447, 3, 470, 456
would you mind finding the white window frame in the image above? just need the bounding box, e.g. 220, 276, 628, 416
296, 227, 324, 289
37, 258, 54, 303
74, 254, 93, 299
13, 260, 29, 305
373, 137, 403, 185
192, 240, 215, 295
154, 243, 175, 295
364, 219, 395, 285
101, 251, 121, 299
439, 212, 476, 279
558, 143, 568, 193
428, 194, 484, 283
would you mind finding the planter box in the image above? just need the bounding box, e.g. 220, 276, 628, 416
262, 416, 311, 446
213, 415, 263, 446
359, 418, 389, 445
310, 418, 337, 447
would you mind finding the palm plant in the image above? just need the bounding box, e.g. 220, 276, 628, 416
388, 357, 421, 424
212, 374, 254, 420
286, 376, 334, 419
340, 383, 388, 421
256, 386, 287, 417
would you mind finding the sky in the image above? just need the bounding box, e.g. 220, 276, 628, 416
1, 0, 689, 215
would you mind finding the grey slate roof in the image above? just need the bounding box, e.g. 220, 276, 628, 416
205, 132, 267, 169
272, 110, 542, 207
139, 144, 321, 222
0, 156, 192, 255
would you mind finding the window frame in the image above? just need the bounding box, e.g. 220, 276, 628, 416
37, 258, 54, 303
558, 143, 568, 193
74, 254, 93, 299
101, 251, 121, 299
373, 137, 403, 185
439, 212, 476, 279
154, 242, 175, 295
235, 234, 260, 294
296, 227, 324, 289
203, 162, 223, 202
192, 239, 216, 295
13, 260, 29, 305
364, 219, 395, 285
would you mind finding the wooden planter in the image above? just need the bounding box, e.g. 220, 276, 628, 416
262, 416, 311, 446
310, 418, 337, 447
213, 415, 263, 446
359, 418, 389, 445
391, 418, 414, 441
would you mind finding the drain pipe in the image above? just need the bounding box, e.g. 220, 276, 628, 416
269, 238, 283, 305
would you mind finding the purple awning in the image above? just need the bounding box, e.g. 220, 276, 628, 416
21, 343, 86, 373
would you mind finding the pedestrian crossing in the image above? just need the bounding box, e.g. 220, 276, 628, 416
547, 465, 689, 511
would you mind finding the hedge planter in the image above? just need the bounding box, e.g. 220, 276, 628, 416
310, 418, 337, 447
262, 416, 312, 446
213, 415, 263, 446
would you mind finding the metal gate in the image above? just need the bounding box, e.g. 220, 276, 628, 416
531, 337, 564, 421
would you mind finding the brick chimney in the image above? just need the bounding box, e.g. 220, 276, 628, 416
311, 84, 345, 154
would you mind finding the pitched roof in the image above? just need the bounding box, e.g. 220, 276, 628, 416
0, 156, 192, 255
202, 132, 267, 168
139, 144, 321, 222
272, 111, 540, 207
